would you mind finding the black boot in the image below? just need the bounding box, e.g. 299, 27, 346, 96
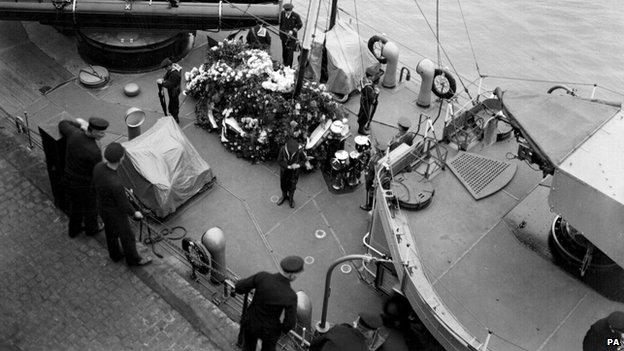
289, 191, 295, 208
360, 188, 373, 211
277, 192, 286, 206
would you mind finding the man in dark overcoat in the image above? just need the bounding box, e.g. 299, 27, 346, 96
357, 65, 382, 135
58, 117, 108, 238
158, 58, 182, 123
583, 311, 624, 351
278, 3, 302, 67
235, 256, 304, 351
92, 143, 152, 266
277, 137, 306, 208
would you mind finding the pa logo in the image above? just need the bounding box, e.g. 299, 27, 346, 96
607, 338, 621, 346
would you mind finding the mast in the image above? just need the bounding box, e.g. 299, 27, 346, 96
329, 0, 339, 30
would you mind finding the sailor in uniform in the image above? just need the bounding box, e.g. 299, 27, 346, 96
157, 58, 182, 123
360, 143, 387, 211
235, 256, 304, 351
278, 3, 303, 67
277, 137, 306, 208
92, 143, 152, 266
357, 64, 382, 135
388, 117, 416, 151
247, 21, 272, 53
58, 117, 108, 238
583, 311, 624, 351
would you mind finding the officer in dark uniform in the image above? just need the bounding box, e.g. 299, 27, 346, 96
58, 117, 108, 238
388, 117, 416, 151
355, 310, 409, 351
277, 137, 306, 208
583, 311, 624, 351
235, 255, 304, 351
158, 58, 182, 123
357, 64, 382, 135
360, 143, 387, 211
92, 143, 152, 266
278, 3, 302, 67
247, 21, 272, 53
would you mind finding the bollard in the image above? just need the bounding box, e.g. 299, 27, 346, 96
416, 58, 435, 108
202, 227, 227, 284
296, 291, 313, 333
125, 107, 146, 140
381, 42, 399, 88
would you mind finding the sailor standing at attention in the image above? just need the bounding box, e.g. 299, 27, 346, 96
235, 256, 303, 351
277, 137, 306, 208
357, 65, 382, 135
278, 3, 302, 68
92, 143, 152, 266
58, 117, 108, 238
157, 58, 182, 123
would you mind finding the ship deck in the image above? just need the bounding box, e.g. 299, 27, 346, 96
364, 83, 624, 350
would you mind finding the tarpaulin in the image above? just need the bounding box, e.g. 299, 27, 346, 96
119, 117, 214, 218
313, 15, 378, 96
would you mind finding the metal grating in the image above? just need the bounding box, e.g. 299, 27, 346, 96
447, 151, 517, 200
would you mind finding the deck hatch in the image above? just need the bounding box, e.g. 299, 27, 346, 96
447, 151, 517, 199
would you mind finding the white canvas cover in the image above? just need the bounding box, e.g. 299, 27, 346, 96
310, 15, 378, 95
119, 117, 214, 218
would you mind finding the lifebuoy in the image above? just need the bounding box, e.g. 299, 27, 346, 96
367, 35, 388, 64
431, 68, 456, 99
181, 238, 211, 275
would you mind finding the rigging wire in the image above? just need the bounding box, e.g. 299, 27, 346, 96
436, 0, 440, 67
456, 0, 481, 76
411, 0, 474, 101
352, 0, 366, 75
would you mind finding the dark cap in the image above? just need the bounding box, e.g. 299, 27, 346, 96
88, 117, 109, 131
104, 142, 125, 163
398, 117, 411, 129
608, 311, 624, 332
280, 256, 304, 273
365, 63, 382, 78
283, 3, 293, 10
160, 58, 172, 68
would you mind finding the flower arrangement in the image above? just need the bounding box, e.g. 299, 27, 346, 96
185, 39, 341, 161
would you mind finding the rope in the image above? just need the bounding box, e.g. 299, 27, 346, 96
456, 0, 481, 76
481, 74, 624, 96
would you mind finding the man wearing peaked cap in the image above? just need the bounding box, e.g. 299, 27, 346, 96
58, 116, 109, 238
92, 143, 152, 267
583, 311, 624, 350
388, 116, 416, 151
279, 2, 302, 67
235, 255, 304, 351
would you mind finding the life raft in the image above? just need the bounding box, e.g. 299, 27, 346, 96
367, 35, 388, 64
431, 68, 456, 99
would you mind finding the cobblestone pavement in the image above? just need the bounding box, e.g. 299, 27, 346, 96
0, 135, 220, 350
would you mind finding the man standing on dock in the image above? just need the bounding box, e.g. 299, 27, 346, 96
58, 117, 108, 238
235, 256, 304, 351
157, 58, 182, 123
278, 3, 302, 67
92, 143, 152, 267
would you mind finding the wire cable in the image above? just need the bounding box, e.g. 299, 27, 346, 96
456, 0, 481, 76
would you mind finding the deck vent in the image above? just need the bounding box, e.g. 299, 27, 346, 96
447, 151, 517, 200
